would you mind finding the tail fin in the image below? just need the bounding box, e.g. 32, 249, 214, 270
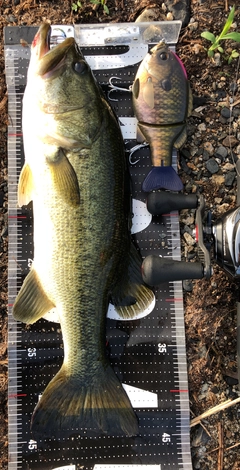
142, 166, 183, 193
31, 363, 139, 439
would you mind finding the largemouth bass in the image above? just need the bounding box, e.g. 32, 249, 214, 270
132, 41, 192, 192
13, 23, 154, 439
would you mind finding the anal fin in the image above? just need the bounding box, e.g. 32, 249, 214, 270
13, 268, 55, 324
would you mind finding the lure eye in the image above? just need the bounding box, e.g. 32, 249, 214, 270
159, 52, 168, 61
73, 61, 87, 74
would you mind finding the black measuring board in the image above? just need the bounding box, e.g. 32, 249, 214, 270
5, 22, 192, 470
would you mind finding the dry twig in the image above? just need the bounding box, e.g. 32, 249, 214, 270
190, 397, 240, 427
217, 421, 224, 470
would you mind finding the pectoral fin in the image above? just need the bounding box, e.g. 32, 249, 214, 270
110, 243, 155, 319
142, 77, 154, 109
13, 268, 55, 324
47, 149, 80, 207
18, 162, 35, 207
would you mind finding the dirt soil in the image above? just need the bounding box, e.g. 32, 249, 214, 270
1, 0, 240, 469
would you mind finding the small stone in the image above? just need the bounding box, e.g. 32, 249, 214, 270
219, 116, 227, 124
236, 144, 240, 155
217, 203, 230, 215
230, 82, 238, 94
202, 149, 209, 161
192, 427, 204, 447
135, 7, 159, 22
183, 215, 195, 225
232, 107, 240, 118
213, 52, 221, 66
203, 141, 214, 155
212, 82, 217, 91
183, 232, 195, 246
224, 375, 238, 386
183, 280, 193, 292
214, 145, 228, 160
216, 89, 227, 100
198, 122, 206, 132
192, 43, 204, 55
188, 21, 198, 31
180, 156, 191, 174
6, 14, 17, 23
1, 225, 8, 238
205, 157, 219, 174
184, 224, 193, 235
222, 162, 235, 172
231, 22, 237, 30
221, 107, 231, 119
222, 135, 239, 147
225, 171, 236, 187
166, 12, 174, 21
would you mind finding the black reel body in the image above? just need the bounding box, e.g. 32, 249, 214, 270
213, 206, 240, 279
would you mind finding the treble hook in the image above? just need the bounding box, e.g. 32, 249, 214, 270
128, 143, 149, 165
108, 76, 132, 101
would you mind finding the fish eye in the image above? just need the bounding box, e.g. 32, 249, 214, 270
73, 61, 87, 74
159, 52, 168, 61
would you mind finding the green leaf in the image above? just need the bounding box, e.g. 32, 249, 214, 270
217, 46, 224, 53
231, 50, 239, 57
201, 31, 216, 43
220, 5, 235, 37
221, 32, 240, 42
103, 4, 109, 13
208, 49, 214, 58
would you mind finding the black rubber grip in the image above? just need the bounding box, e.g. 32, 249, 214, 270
142, 255, 204, 286
147, 191, 198, 215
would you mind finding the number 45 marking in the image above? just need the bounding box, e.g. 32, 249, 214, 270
162, 433, 171, 443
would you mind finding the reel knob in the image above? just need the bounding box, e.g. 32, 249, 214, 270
147, 191, 198, 216
142, 255, 204, 286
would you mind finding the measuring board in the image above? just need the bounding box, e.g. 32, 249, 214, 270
5, 22, 192, 470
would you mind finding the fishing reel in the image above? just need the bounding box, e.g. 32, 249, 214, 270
142, 190, 240, 286
141, 182, 240, 393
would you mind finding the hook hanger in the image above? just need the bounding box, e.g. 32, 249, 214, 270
128, 143, 149, 165
108, 76, 132, 101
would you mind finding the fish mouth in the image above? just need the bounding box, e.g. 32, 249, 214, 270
32, 23, 75, 77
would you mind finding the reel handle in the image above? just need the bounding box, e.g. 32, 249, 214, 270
142, 255, 204, 286
147, 191, 198, 215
